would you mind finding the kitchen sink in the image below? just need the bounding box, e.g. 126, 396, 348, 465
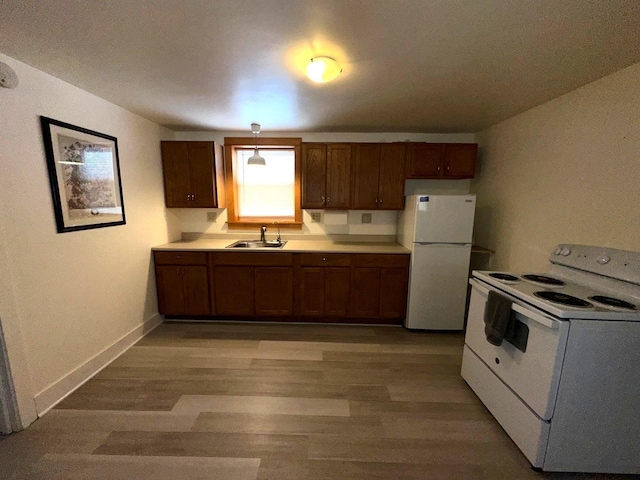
226, 240, 287, 249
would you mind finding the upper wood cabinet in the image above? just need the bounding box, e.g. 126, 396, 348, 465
352, 144, 405, 210
326, 144, 352, 208
301, 143, 352, 209
301, 143, 327, 209
161, 141, 226, 208
406, 143, 477, 179
444, 143, 478, 178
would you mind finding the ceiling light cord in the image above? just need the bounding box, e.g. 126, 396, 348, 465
247, 123, 266, 166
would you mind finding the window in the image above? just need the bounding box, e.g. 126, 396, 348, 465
224, 137, 302, 228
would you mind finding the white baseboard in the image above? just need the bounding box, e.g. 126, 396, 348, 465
34, 314, 163, 416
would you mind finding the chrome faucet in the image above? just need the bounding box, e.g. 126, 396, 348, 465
273, 221, 281, 243
260, 224, 267, 243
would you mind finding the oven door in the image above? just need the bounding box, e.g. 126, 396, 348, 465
464, 278, 569, 420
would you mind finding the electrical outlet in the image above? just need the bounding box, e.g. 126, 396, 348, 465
361, 213, 372, 224
310, 212, 322, 223
206, 212, 217, 222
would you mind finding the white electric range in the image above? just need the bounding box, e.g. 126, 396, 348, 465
461, 244, 640, 474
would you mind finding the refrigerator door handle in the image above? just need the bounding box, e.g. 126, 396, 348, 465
415, 242, 472, 246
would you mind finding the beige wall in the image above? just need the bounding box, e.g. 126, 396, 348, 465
173, 131, 475, 237
0, 53, 178, 423
472, 62, 640, 271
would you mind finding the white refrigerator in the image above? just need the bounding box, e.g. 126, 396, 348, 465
398, 194, 476, 330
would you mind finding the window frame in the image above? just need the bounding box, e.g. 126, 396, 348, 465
224, 137, 302, 229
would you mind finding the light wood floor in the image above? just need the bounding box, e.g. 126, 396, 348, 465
0, 322, 632, 479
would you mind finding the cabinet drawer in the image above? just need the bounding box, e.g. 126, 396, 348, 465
354, 254, 410, 268
154, 251, 208, 265
298, 253, 352, 267
213, 252, 293, 266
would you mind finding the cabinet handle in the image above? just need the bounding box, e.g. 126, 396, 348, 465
176, 255, 183, 259
321, 196, 325, 203
192, 194, 196, 201
437, 165, 441, 172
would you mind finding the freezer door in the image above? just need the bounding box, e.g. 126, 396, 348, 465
405, 243, 472, 330
413, 195, 475, 244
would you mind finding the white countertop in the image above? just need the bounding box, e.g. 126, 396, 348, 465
152, 239, 410, 254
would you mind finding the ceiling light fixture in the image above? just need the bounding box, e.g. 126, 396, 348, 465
247, 123, 266, 166
306, 56, 342, 83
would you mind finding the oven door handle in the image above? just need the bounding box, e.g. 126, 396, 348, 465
469, 278, 560, 330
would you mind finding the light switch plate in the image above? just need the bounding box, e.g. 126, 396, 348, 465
206, 212, 217, 222
310, 212, 322, 223
361, 213, 372, 224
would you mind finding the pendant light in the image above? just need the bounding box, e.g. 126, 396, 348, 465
247, 123, 266, 166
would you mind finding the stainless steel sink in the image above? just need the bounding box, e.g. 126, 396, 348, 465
226, 240, 287, 249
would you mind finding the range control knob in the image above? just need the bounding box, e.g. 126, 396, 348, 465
554, 247, 563, 255
560, 247, 571, 256
597, 255, 611, 265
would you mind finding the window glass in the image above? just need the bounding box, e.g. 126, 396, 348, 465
235, 149, 295, 218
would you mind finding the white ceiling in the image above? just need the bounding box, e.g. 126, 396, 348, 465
1, 0, 639, 133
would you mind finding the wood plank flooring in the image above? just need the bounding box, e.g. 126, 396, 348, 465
0, 322, 632, 479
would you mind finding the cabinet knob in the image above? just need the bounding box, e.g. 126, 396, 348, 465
437, 166, 441, 172
379, 199, 383, 204
323, 257, 326, 261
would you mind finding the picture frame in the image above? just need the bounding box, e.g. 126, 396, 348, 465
40, 116, 126, 233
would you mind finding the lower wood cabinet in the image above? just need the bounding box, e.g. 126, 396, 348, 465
213, 265, 254, 315
297, 254, 351, 317
351, 254, 410, 318
211, 252, 294, 316
154, 250, 409, 322
154, 252, 210, 315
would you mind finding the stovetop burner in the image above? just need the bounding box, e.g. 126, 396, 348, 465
534, 291, 594, 309
488, 273, 520, 283
588, 295, 637, 311
522, 274, 566, 287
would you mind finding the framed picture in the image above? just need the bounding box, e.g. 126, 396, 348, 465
40, 116, 126, 233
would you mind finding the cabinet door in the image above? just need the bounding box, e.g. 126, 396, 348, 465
299, 267, 325, 316
188, 142, 217, 207
325, 267, 351, 317
326, 144, 352, 208
301, 143, 327, 209
379, 268, 409, 318
181, 266, 210, 315
378, 144, 406, 210
406, 143, 445, 178
155, 266, 185, 315
214, 266, 254, 315
255, 267, 293, 316
161, 142, 191, 207
444, 144, 477, 178
351, 267, 381, 317
352, 144, 381, 209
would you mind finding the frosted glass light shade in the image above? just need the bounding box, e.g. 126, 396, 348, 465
306, 57, 342, 83
247, 148, 266, 166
